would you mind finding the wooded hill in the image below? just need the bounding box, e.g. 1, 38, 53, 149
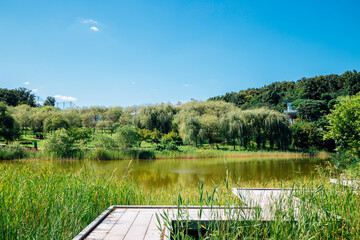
208, 70, 360, 112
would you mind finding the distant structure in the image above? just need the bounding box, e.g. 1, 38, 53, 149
35, 96, 78, 110
55, 101, 78, 110
174, 101, 182, 106
283, 99, 297, 124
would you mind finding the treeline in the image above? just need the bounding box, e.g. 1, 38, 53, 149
0, 88, 37, 107
208, 70, 360, 151
209, 70, 360, 112
1, 100, 294, 154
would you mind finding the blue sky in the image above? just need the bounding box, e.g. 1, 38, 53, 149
1, 0, 359, 107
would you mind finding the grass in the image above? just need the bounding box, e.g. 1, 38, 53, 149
1, 141, 329, 161
0, 160, 359, 239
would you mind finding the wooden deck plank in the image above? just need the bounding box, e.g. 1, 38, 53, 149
76, 206, 263, 240
85, 209, 127, 240
103, 209, 139, 240
124, 211, 154, 240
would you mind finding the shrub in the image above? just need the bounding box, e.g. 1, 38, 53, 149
291, 121, 323, 150
43, 129, 76, 158
0, 143, 29, 159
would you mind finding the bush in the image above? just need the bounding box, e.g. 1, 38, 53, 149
43, 129, 76, 158
92, 133, 117, 149
0, 143, 29, 160
291, 121, 323, 150
325, 93, 360, 155
330, 152, 360, 170
161, 131, 182, 144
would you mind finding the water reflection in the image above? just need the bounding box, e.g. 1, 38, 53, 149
50, 157, 326, 189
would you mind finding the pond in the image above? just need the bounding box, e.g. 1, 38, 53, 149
47, 156, 327, 189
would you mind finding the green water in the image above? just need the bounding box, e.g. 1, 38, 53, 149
45, 156, 326, 189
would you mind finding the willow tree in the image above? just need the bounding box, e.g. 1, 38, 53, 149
241, 108, 290, 149
137, 104, 175, 133
175, 112, 202, 146
11, 104, 32, 136
199, 114, 218, 146
264, 110, 291, 149
242, 109, 267, 149
219, 111, 243, 149
178, 100, 237, 117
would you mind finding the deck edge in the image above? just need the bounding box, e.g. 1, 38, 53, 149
72, 205, 115, 240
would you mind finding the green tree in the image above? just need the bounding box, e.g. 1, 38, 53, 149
137, 104, 175, 133
92, 133, 117, 149
44, 114, 70, 132
0, 88, 36, 107
325, 93, 360, 155
178, 115, 202, 146
137, 128, 152, 147
11, 104, 32, 135
43, 96, 56, 106
115, 125, 140, 149
43, 129, 76, 158
199, 114, 218, 146
291, 121, 322, 150
219, 111, 244, 150
0, 102, 21, 141
291, 99, 326, 121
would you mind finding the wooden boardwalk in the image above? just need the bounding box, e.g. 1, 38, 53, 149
73, 205, 262, 240
330, 178, 359, 194
75, 188, 343, 240
232, 188, 342, 221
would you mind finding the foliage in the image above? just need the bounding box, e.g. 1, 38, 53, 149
176, 103, 291, 150
92, 132, 117, 149
43, 96, 56, 106
0, 87, 36, 107
137, 104, 175, 133
10, 104, 32, 135
291, 121, 323, 150
114, 125, 140, 149
292, 99, 326, 121
44, 114, 70, 132
325, 93, 360, 155
0, 143, 29, 159
177, 113, 202, 146
330, 152, 360, 170
0, 163, 145, 239
209, 70, 360, 111
0, 102, 21, 141
68, 127, 92, 141
161, 131, 182, 144
137, 128, 153, 146
43, 129, 76, 158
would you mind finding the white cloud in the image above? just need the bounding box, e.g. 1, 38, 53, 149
31, 89, 38, 92
24, 82, 30, 85
54, 95, 77, 101
82, 19, 98, 24
90, 26, 99, 32
184, 84, 191, 87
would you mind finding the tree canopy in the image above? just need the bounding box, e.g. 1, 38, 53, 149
0, 88, 36, 107
209, 70, 360, 112
0, 102, 21, 141
325, 93, 360, 155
